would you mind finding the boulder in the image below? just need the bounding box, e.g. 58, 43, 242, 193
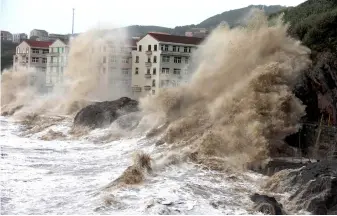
73, 97, 139, 129
266, 160, 337, 214
250, 193, 285, 215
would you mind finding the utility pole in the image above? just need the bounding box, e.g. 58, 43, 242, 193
72, 8, 75, 35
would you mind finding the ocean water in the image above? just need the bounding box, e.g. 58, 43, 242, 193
0, 116, 267, 215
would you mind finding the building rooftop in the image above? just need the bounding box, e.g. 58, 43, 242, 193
31, 29, 48, 34
1, 30, 12, 35
148, 32, 203, 45
24, 40, 53, 48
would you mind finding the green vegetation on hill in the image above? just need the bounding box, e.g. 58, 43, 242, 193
199, 5, 285, 28
125, 5, 285, 36
272, 0, 337, 53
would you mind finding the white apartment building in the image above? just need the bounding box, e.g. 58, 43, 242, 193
30, 29, 49, 41
13, 33, 28, 43
46, 39, 69, 92
1, 30, 13, 41
100, 38, 138, 98
13, 40, 52, 92
131, 33, 203, 98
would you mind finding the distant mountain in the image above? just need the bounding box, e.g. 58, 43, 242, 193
198, 5, 286, 28
124, 5, 286, 36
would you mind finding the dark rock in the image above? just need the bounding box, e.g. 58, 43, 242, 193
267, 160, 337, 214
294, 52, 337, 125
248, 157, 311, 176
73, 97, 139, 129
250, 193, 284, 215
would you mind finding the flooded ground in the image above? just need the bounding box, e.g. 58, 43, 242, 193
1, 116, 267, 214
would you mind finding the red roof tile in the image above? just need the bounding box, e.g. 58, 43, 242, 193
148, 32, 203, 45
24, 40, 53, 48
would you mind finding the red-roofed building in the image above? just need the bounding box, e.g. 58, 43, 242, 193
131, 32, 203, 98
13, 40, 53, 92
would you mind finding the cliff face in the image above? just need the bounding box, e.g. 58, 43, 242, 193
295, 52, 337, 125
279, 0, 337, 156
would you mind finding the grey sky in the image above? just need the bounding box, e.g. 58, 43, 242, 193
1, 0, 306, 35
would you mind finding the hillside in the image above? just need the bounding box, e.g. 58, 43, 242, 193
272, 0, 337, 125
125, 5, 286, 36
275, 0, 337, 155
271, 0, 337, 52
198, 5, 285, 28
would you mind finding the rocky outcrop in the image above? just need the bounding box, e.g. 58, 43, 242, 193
295, 52, 337, 125
266, 160, 337, 214
250, 193, 285, 215
284, 52, 337, 157
73, 97, 139, 129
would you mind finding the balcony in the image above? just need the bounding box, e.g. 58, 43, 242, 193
146, 50, 152, 55
160, 50, 191, 56
145, 62, 152, 67
144, 73, 152, 79
144, 86, 151, 91
132, 86, 141, 92
47, 52, 60, 56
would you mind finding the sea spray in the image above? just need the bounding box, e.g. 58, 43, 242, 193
140, 11, 311, 169
1, 28, 133, 120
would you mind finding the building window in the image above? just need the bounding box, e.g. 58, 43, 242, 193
16, 47, 20, 53
26, 57, 29, 63
188, 47, 191, 53
162, 56, 170, 63
147, 68, 150, 74
135, 67, 139, 74
53, 47, 58, 53
32, 48, 39, 54
153, 56, 157, 63
138, 45, 142, 51
147, 57, 151, 63
174, 69, 181, 75
148, 45, 151, 51
42, 67, 46, 72
122, 57, 129, 63
184, 47, 188, 52
154, 45, 157, 51
160, 80, 170, 87
161, 45, 164, 51
135, 56, 139, 63
26, 48, 29, 53
173, 46, 176, 52
185, 57, 189, 64
103, 56, 106, 63
153, 68, 156, 75
32, 57, 39, 63
164, 45, 168, 51
177, 46, 180, 52
42, 58, 47, 63
109, 56, 117, 63
43, 49, 48, 54
174, 57, 182, 63
122, 68, 128, 75
14, 56, 18, 62
152, 79, 156, 87
162, 68, 169, 74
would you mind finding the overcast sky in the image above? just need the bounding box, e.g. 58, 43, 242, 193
1, 0, 306, 35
